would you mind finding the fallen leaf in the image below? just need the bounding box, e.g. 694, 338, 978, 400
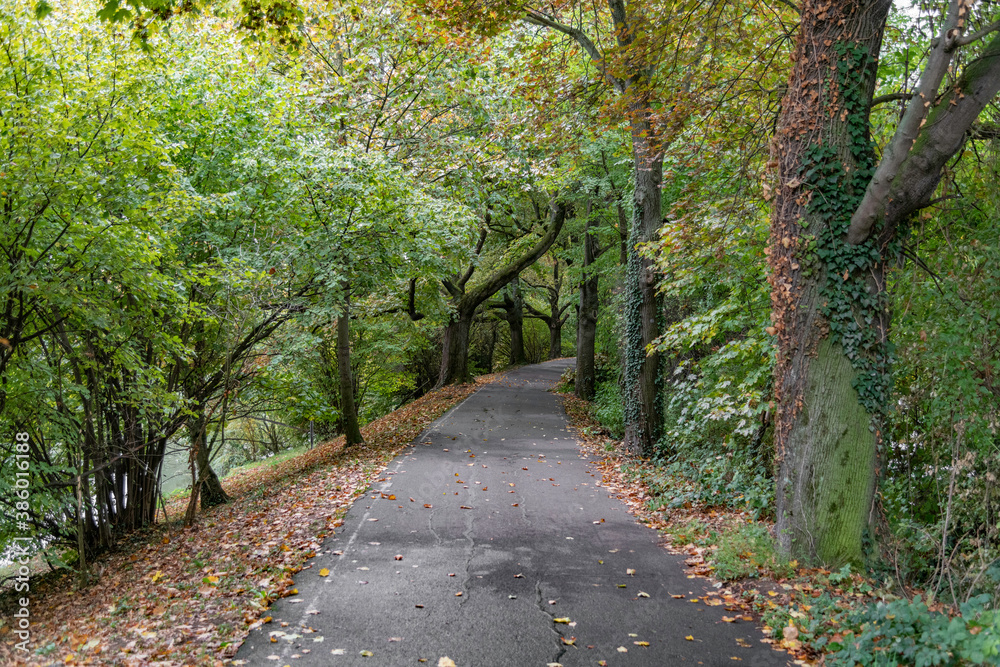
634, 641, 650, 646
438, 658, 456, 667
722, 616, 736, 623
637, 591, 650, 598
626, 568, 636, 576
360, 650, 374, 657
554, 617, 571, 624
617, 646, 628, 653
319, 568, 330, 577
560, 637, 575, 645
685, 635, 694, 641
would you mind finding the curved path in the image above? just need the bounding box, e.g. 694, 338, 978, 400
235, 359, 789, 666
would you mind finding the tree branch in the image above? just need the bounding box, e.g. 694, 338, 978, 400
848, 0, 1000, 244
523, 8, 625, 93
871, 91, 912, 106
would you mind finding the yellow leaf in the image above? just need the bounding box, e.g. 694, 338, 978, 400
360, 650, 374, 657
685, 635, 694, 641
319, 568, 330, 577
553, 617, 571, 624
634, 641, 650, 646
150, 570, 166, 583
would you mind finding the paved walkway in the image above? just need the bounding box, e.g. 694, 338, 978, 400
235, 359, 789, 666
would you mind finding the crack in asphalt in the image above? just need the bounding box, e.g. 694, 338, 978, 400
458, 499, 476, 607
535, 579, 567, 664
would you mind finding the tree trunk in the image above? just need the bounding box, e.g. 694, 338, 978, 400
436, 200, 566, 387
769, 0, 891, 566
438, 308, 474, 385
338, 287, 364, 446
188, 403, 229, 508
507, 277, 526, 365
195, 432, 229, 508
576, 212, 600, 401
548, 320, 562, 360
621, 128, 664, 457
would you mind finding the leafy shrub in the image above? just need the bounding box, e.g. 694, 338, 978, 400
827, 594, 1000, 666
645, 455, 774, 519
592, 380, 625, 438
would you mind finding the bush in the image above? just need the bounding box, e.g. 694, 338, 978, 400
827, 594, 1000, 666
592, 380, 625, 438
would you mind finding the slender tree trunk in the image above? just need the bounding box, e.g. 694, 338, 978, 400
621, 126, 664, 456
195, 434, 229, 508
188, 402, 229, 508
338, 286, 364, 446
769, 0, 891, 566
576, 212, 600, 400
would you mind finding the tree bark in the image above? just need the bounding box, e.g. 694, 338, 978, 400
438, 305, 475, 386
576, 210, 600, 400
770, 0, 891, 566
506, 277, 526, 365
771, 0, 1000, 567
338, 285, 364, 446
621, 127, 664, 457
188, 402, 230, 508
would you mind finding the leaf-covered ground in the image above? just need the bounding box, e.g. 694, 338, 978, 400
0, 382, 481, 666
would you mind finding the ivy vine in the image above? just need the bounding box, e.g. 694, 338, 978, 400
798, 42, 897, 418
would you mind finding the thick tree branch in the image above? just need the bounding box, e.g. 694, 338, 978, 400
848, 28, 1000, 244
463, 200, 567, 313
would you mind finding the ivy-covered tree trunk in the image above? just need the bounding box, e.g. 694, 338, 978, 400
769, 0, 891, 566
576, 211, 600, 401
337, 286, 364, 446
621, 128, 664, 457
772, 0, 1000, 566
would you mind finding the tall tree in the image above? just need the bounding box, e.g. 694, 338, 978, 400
769, 0, 1000, 565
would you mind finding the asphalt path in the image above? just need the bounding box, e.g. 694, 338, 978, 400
235, 359, 790, 667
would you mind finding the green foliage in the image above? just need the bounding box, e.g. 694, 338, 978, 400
712, 523, 794, 580
645, 455, 774, 520
592, 380, 625, 439
827, 594, 1000, 666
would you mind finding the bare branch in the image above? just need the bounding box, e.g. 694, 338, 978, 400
523, 8, 625, 93
871, 91, 912, 106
